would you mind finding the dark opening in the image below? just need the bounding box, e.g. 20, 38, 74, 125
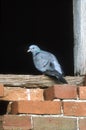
0, 101, 9, 115
1, 1, 73, 75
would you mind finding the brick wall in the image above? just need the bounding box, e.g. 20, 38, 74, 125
0, 84, 86, 130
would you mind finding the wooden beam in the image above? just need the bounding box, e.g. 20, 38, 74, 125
0, 74, 85, 87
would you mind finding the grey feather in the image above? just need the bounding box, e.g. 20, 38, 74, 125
27, 45, 67, 84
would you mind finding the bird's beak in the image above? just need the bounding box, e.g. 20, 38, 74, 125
27, 49, 30, 53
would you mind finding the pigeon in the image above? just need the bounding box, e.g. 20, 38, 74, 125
27, 44, 67, 84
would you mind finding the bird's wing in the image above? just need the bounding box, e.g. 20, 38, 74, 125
49, 54, 63, 75
33, 51, 50, 72
44, 60, 61, 76
44, 62, 67, 83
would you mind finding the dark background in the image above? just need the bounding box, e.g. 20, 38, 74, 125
1, 0, 73, 75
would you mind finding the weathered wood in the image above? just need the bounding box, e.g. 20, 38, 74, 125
0, 74, 85, 87
73, 0, 86, 75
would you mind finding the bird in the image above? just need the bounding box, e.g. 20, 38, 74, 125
27, 44, 67, 84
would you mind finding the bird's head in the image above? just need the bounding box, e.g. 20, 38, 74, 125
27, 45, 41, 54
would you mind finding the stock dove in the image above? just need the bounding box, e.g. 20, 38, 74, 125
27, 45, 67, 83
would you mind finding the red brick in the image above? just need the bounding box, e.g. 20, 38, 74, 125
11, 101, 61, 114
79, 87, 86, 99
44, 84, 77, 100
0, 116, 3, 130
79, 118, 86, 130
1, 87, 28, 101
30, 88, 44, 100
0, 84, 4, 97
3, 115, 32, 130
33, 117, 77, 130
0, 88, 43, 101
63, 101, 86, 116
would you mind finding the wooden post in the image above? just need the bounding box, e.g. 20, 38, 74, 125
73, 0, 86, 75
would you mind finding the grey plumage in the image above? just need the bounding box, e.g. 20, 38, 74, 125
27, 45, 67, 84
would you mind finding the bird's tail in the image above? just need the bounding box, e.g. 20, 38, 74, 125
57, 76, 68, 84
51, 70, 67, 84
44, 70, 68, 84
55, 71, 68, 84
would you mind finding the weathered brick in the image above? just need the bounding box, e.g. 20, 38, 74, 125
11, 101, 61, 114
63, 101, 86, 116
30, 88, 44, 100
0, 88, 43, 101
1, 87, 28, 101
0, 116, 3, 130
3, 115, 32, 130
0, 84, 4, 97
44, 84, 77, 100
79, 86, 86, 99
33, 117, 77, 130
79, 118, 86, 130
